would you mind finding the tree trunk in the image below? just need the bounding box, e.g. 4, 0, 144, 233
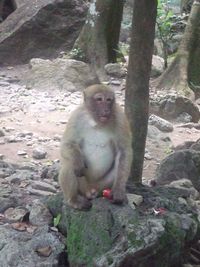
125, 0, 157, 183
73, 0, 124, 77
181, 0, 194, 13
156, 0, 200, 99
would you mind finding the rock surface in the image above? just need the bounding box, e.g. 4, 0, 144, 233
0, 0, 88, 65
150, 94, 200, 123
47, 186, 200, 267
149, 114, 174, 132
25, 58, 98, 92
0, 224, 65, 267
155, 150, 200, 190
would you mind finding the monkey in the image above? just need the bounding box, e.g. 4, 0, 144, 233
58, 84, 132, 210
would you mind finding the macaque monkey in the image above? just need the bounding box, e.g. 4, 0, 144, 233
59, 84, 132, 210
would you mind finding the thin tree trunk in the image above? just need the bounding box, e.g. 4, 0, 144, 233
125, 0, 157, 183
156, 0, 200, 99
73, 0, 124, 77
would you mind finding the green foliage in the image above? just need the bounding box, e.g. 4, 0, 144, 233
164, 146, 173, 155
68, 47, 85, 61
53, 213, 61, 227
157, 0, 174, 67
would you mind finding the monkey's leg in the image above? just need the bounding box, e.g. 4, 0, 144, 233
58, 166, 92, 210
78, 177, 98, 200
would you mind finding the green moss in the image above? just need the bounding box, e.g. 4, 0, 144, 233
128, 231, 144, 248
67, 213, 113, 267
159, 218, 185, 257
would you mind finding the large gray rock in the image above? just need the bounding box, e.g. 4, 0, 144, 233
150, 94, 200, 123
155, 150, 200, 191
151, 55, 165, 77
47, 186, 200, 267
25, 58, 98, 92
149, 114, 174, 132
0, 225, 65, 267
175, 138, 200, 152
0, 0, 88, 65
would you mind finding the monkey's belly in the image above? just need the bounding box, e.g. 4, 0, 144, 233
83, 142, 114, 180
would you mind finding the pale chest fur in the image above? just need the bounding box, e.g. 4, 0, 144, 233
78, 117, 116, 180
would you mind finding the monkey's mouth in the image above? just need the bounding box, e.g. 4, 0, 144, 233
99, 116, 109, 123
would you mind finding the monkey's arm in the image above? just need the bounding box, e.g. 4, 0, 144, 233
60, 108, 86, 177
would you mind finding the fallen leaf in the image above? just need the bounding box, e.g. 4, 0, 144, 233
12, 222, 27, 231
36, 246, 52, 257
19, 181, 29, 188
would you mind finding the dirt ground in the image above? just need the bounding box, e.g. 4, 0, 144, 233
0, 64, 200, 183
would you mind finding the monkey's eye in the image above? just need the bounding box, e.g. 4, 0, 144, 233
96, 97, 103, 102
106, 98, 112, 103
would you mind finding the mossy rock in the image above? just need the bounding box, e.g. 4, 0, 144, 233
47, 186, 200, 267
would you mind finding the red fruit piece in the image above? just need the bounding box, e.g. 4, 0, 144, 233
103, 189, 112, 199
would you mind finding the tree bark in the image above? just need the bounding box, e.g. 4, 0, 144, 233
73, 0, 124, 77
125, 0, 157, 183
156, 0, 200, 99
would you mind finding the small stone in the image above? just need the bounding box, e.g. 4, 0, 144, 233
59, 120, 67, 124
127, 193, 143, 206
32, 181, 57, 193
149, 114, 173, 132
26, 141, 34, 146
4, 135, 23, 143
17, 131, 33, 138
4, 207, 28, 222
176, 112, 192, 123
28, 188, 54, 196
17, 150, 27, 156
48, 105, 56, 111
105, 63, 126, 78
110, 80, 121, 85
0, 154, 4, 160
0, 129, 5, 137
32, 147, 47, 159
28, 199, 53, 226
53, 135, 61, 141
144, 152, 153, 160
38, 137, 51, 142
4, 127, 15, 132
0, 81, 10, 87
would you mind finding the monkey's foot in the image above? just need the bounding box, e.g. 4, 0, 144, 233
111, 190, 128, 205
69, 195, 92, 211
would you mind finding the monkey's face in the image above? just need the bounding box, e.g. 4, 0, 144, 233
88, 92, 115, 124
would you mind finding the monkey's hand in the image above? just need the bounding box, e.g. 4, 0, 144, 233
111, 187, 128, 205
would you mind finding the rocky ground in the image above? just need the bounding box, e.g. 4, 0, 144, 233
0, 64, 200, 181
0, 64, 200, 267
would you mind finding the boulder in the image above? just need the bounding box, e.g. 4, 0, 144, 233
0, 224, 65, 267
47, 186, 200, 267
148, 114, 174, 132
155, 150, 200, 191
175, 138, 200, 152
150, 94, 200, 123
0, 0, 88, 65
151, 55, 165, 77
24, 58, 98, 92
104, 63, 127, 78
